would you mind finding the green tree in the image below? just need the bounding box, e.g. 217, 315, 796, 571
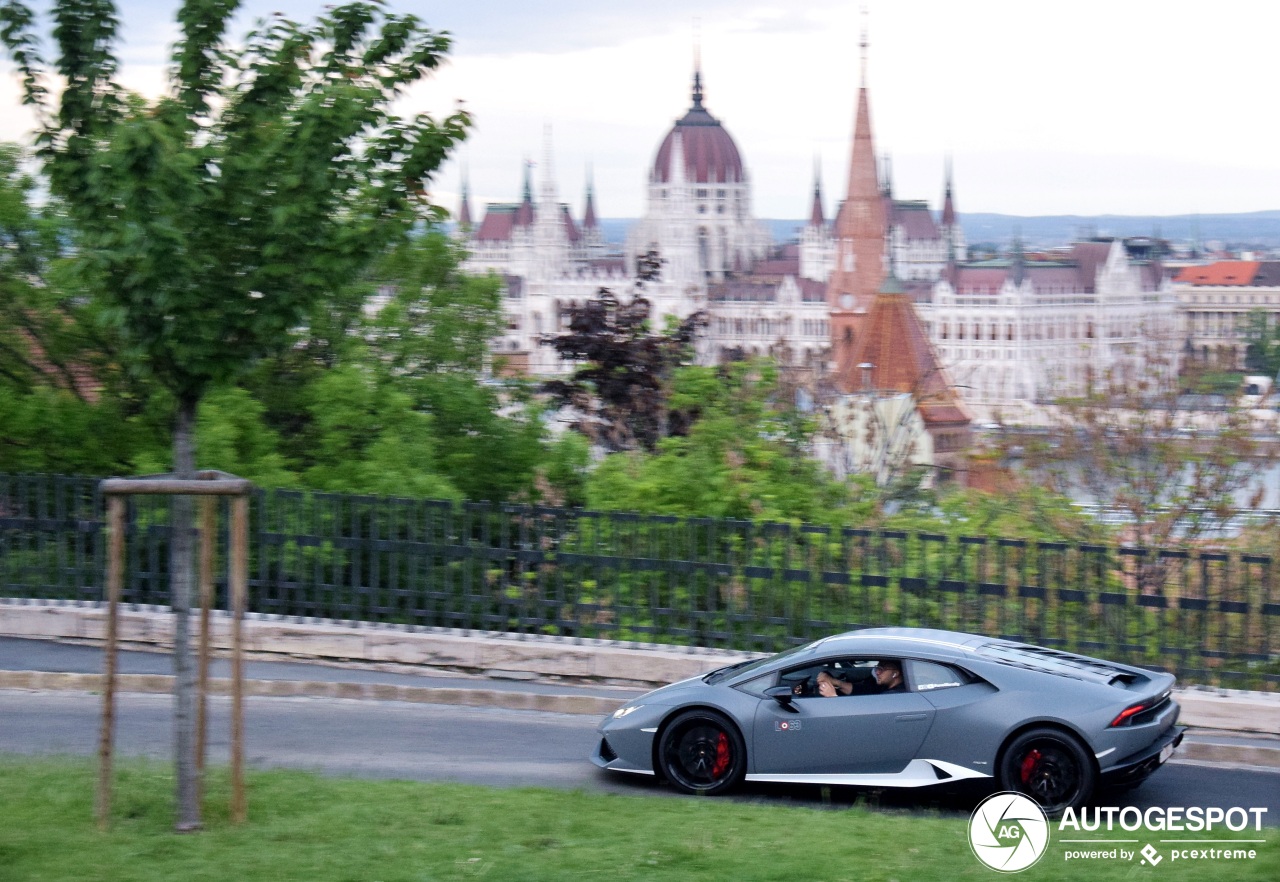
0, 142, 153, 472
586, 361, 862, 523
360, 232, 550, 501
1, 0, 467, 828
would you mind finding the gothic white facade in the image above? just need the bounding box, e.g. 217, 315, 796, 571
917, 239, 1178, 421
460, 129, 704, 375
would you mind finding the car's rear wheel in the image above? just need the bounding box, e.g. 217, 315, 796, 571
657, 710, 746, 796
998, 727, 1095, 816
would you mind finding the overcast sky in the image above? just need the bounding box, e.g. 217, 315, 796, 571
2, 0, 1277, 221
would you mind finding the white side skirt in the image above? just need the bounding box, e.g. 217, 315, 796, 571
746, 759, 990, 788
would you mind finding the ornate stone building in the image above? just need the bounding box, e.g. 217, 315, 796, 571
917, 239, 1177, 420
1172, 260, 1280, 368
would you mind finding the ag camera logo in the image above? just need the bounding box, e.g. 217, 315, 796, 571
969, 792, 1050, 873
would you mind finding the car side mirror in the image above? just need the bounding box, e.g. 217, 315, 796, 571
765, 685, 799, 712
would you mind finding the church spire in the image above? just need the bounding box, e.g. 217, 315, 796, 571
941, 157, 957, 226
809, 156, 825, 227
515, 157, 534, 226
696, 25, 706, 110
582, 164, 598, 230
457, 166, 472, 231
826, 9, 886, 389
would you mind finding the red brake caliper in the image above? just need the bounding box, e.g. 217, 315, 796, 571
711, 732, 731, 778
1020, 749, 1042, 784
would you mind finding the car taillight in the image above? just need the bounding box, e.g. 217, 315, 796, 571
1110, 703, 1147, 727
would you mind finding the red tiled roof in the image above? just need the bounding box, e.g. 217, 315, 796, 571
890, 201, 940, 241
952, 267, 1009, 294
708, 281, 778, 302
840, 281, 969, 427
473, 202, 579, 244
1069, 241, 1112, 290
1174, 261, 1263, 286
474, 206, 519, 242
952, 260, 1101, 295
751, 257, 801, 277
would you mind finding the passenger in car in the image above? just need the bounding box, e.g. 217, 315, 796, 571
817, 660, 905, 696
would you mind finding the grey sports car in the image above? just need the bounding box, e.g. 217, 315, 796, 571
591, 628, 1185, 815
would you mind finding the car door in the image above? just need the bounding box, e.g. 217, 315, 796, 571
750, 674, 934, 776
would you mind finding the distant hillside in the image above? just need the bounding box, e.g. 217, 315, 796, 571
959, 211, 1280, 248
595, 212, 1280, 250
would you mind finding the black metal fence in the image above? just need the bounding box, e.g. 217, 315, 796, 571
2, 473, 1278, 688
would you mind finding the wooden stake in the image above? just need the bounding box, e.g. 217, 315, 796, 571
230, 494, 248, 823
96, 496, 125, 830
196, 497, 215, 792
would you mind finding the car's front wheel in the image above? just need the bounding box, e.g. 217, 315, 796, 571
998, 727, 1096, 816
657, 709, 746, 796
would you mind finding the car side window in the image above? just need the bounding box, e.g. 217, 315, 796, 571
906, 659, 971, 692
776, 658, 887, 697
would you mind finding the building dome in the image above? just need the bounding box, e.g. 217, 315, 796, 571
651, 71, 745, 185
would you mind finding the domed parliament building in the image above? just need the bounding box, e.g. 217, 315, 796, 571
457, 51, 1174, 426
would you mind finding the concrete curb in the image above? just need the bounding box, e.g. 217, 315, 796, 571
0, 600, 743, 690
1177, 734, 1280, 770
0, 670, 622, 716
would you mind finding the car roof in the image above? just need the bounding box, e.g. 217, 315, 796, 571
809, 627, 990, 656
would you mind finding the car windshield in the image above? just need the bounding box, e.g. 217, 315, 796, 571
703, 642, 816, 685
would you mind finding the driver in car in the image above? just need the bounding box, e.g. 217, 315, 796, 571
817, 660, 904, 697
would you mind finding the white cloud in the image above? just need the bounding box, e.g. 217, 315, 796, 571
3, 0, 1278, 218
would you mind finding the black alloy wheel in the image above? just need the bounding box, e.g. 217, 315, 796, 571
998, 727, 1096, 816
657, 710, 746, 796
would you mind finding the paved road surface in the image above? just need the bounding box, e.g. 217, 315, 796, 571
2, 689, 1277, 823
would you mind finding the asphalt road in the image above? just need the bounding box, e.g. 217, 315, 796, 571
3, 689, 1277, 823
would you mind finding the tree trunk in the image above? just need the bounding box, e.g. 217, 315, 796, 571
171, 393, 201, 831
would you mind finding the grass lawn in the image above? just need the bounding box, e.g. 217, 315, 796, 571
1, 756, 1275, 881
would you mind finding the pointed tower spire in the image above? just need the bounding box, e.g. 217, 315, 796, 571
515, 157, 534, 226
809, 156, 825, 228
859, 7, 869, 88
880, 153, 893, 199
825, 9, 886, 389
457, 166, 472, 231
941, 157, 956, 266
692, 20, 704, 111
582, 164, 598, 230
538, 123, 558, 209
941, 156, 957, 227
